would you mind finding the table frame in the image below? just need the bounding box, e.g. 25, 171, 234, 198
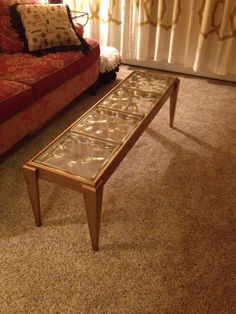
23, 71, 180, 251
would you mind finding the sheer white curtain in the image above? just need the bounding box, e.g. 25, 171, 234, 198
66, 0, 236, 76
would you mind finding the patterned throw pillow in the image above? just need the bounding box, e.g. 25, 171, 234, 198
0, 15, 24, 52
10, 4, 90, 55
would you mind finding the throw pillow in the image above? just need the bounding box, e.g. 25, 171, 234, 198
10, 3, 90, 55
0, 15, 24, 52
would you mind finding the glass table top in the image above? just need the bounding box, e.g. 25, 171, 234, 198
72, 107, 141, 142
122, 71, 174, 94
35, 132, 119, 180
33, 71, 175, 181
100, 87, 159, 116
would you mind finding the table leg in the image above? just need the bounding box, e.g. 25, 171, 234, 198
170, 79, 180, 127
83, 182, 104, 251
23, 165, 41, 227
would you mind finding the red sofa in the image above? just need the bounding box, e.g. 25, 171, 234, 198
0, 0, 100, 156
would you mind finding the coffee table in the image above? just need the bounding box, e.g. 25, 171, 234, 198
23, 70, 180, 250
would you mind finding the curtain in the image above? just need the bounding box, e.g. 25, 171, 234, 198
66, 0, 236, 76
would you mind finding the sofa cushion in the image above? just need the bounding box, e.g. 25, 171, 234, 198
0, 0, 41, 15
0, 38, 100, 98
0, 15, 24, 52
0, 78, 34, 123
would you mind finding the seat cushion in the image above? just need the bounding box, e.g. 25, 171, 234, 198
0, 38, 100, 98
0, 78, 34, 123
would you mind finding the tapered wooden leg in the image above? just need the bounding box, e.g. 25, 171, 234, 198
83, 182, 104, 251
23, 165, 41, 227
170, 79, 180, 127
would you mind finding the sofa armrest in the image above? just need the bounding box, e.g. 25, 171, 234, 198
73, 23, 84, 37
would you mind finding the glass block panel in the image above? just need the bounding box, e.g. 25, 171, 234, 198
35, 132, 119, 180
122, 71, 174, 94
72, 108, 141, 142
100, 87, 159, 116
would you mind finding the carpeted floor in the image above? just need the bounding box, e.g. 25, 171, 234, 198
0, 65, 236, 314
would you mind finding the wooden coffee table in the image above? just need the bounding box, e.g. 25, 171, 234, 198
23, 71, 180, 250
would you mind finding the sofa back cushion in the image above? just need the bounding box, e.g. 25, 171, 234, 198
0, 15, 24, 52
0, 0, 41, 15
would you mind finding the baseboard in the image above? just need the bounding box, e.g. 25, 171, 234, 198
122, 59, 236, 83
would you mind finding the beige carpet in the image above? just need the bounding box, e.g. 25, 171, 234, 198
0, 65, 236, 314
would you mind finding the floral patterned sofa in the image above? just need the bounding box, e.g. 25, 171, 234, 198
0, 0, 100, 156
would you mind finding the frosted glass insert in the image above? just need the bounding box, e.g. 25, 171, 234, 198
35, 132, 119, 180
72, 108, 141, 142
122, 71, 174, 94
100, 87, 159, 115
